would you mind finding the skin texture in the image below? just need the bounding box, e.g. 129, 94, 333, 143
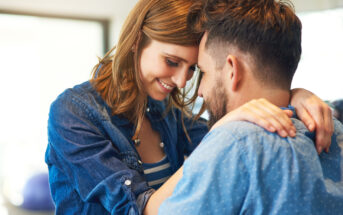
139, 40, 198, 101
290, 88, 334, 153
197, 34, 231, 128
143, 35, 295, 215
136, 40, 198, 163
143, 35, 334, 215
198, 33, 333, 152
198, 32, 292, 125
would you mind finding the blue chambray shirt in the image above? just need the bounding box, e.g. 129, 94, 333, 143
159, 108, 343, 215
45, 81, 208, 215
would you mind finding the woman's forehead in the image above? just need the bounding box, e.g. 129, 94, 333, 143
147, 39, 198, 63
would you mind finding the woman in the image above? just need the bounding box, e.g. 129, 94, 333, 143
45, 0, 332, 214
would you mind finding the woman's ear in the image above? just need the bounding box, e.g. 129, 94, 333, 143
226, 55, 242, 91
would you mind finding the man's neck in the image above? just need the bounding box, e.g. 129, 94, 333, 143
256, 87, 291, 107
230, 85, 291, 110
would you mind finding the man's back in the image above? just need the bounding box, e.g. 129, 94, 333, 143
159, 112, 343, 215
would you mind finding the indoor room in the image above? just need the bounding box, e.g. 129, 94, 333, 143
0, 0, 342, 214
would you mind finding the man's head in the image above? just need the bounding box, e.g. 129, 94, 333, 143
189, 0, 302, 126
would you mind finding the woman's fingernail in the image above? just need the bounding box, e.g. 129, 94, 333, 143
317, 146, 323, 154
290, 130, 296, 137
281, 130, 287, 137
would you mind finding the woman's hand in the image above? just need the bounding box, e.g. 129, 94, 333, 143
211, 98, 296, 138
290, 88, 334, 154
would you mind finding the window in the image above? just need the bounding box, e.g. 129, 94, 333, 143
0, 13, 105, 203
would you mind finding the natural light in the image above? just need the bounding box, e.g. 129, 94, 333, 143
0, 7, 343, 194
292, 8, 343, 101
0, 14, 104, 202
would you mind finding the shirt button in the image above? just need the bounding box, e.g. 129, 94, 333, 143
138, 160, 143, 165
160, 142, 164, 148
146, 107, 150, 112
124, 180, 131, 186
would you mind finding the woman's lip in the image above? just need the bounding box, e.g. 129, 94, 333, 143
157, 79, 174, 92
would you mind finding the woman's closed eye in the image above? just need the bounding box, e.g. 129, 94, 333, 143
166, 58, 179, 67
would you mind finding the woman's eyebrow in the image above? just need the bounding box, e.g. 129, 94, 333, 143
163, 53, 189, 63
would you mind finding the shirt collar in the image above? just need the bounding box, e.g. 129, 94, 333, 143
111, 97, 166, 126
147, 96, 166, 114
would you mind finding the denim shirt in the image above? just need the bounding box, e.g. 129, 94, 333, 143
45, 81, 208, 215
159, 107, 343, 215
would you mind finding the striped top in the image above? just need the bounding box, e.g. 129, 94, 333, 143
142, 155, 173, 190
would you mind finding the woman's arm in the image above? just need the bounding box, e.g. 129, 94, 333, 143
210, 98, 296, 137
290, 88, 334, 154
144, 93, 334, 214
210, 89, 334, 154
143, 98, 298, 215
144, 167, 183, 215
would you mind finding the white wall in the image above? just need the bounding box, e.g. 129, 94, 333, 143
293, 0, 343, 12
0, 0, 137, 19
1, 0, 342, 47
1, 0, 343, 18
0, 0, 138, 46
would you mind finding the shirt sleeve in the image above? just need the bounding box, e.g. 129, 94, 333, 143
46, 91, 152, 214
158, 127, 249, 215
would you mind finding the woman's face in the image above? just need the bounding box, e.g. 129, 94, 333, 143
139, 39, 198, 101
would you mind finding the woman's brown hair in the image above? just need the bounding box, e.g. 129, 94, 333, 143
91, 0, 202, 141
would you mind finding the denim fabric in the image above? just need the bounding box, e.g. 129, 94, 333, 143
45, 81, 208, 215
159, 107, 343, 215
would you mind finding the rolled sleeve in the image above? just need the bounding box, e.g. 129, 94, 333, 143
136, 189, 155, 213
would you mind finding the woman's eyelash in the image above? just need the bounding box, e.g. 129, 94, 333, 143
166, 59, 179, 67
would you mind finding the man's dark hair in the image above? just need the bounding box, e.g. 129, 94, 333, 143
188, 0, 302, 89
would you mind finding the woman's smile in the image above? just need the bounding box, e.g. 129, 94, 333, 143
139, 39, 198, 101
157, 79, 175, 93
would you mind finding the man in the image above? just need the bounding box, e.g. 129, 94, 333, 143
158, 0, 343, 214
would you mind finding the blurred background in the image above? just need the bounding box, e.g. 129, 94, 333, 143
0, 0, 342, 214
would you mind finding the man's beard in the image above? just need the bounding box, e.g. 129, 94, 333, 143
205, 80, 228, 128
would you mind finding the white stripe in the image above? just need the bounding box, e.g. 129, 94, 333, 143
148, 176, 171, 186
143, 163, 171, 174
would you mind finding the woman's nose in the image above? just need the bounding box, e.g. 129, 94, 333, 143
171, 69, 188, 89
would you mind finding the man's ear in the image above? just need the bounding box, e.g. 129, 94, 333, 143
226, 55, 241, 91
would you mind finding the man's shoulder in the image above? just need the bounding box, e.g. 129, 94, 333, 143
200, 120, 317, 157
196, 121, 273, 157
204, 120, 272, 144
218, 120, 265, 133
